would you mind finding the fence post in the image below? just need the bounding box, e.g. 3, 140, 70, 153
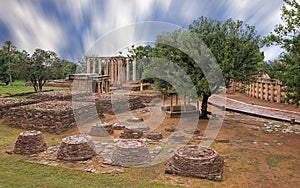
276, 84, 281, 103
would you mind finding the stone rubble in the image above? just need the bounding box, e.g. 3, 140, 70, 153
146, 131, 163, 140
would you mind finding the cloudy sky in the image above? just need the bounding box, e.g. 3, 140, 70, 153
0, 0, 284, 62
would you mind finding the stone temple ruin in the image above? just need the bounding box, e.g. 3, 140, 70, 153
14, 130, 47, 155
112, 139, 151, 167
166, 145, 224, 181
57, 135, 97, 161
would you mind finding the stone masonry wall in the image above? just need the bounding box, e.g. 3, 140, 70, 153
4, 101, 104, 134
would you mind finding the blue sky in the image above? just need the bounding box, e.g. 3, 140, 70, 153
0, 0, 284, 62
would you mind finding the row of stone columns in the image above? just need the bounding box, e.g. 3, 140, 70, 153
86, 57, 137, 84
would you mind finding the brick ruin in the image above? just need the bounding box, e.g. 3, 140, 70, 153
57, 135, 97, 161
112, 139, 151, 167
4, 101, 103, 134
14, 130, 47, 155
2, 91, 148, 134
166, 145, 224, 181
0, 98, 38, 118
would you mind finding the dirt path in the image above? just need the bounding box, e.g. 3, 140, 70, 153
209, 94, 300, 124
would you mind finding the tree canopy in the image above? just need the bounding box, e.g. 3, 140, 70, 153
0, 42, 76, 91
139, 17, 264, 118
264, 0, 300, 105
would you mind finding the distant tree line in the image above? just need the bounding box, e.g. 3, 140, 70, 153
0, 43, 76, 92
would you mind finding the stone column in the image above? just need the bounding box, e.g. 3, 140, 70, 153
117, 58, 122, 84
86, 57, 90, 74
132, 58, 136, 81
105, 59, 109, 75
98, 58, 102, 75
115, 59, 118, 84
121, 59, 125, 84
110, 59, 115, 84
126, 58, 130, 81
92, 58, 96, 74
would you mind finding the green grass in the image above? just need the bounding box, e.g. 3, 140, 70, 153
0, 80, 69, 95
0, 124, 182, 188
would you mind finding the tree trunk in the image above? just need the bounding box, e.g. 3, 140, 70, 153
200, 93, 209, 119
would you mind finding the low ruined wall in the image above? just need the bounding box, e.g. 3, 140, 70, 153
28, 92, 146, 115
4, 101, 104, 134
27, 91, 73, 101
0, 98, 39, 118
129, 93, 162, 103
75, 94, 146, 115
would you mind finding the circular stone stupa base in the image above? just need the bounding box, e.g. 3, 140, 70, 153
166, 145, 224, 181
57, 135, 96, 161
14, 130, 47, 155
112, 139, 151, 167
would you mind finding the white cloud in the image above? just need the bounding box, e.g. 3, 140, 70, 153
0, 1, 65, 56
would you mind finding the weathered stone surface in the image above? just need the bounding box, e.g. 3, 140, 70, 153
57, 135, 96, 161
170, 132, 187, 143
0, 98, 38, 118
165, 126, 176, 132
89, 122, 113, 137
14, 130, 47, 154
119, 129, 143, 139
125, 125, 150, 132
112, 139, 151, 167
146, 131, 163, 140
28, 91, 74, 101
112, 122, 128, 130
4, 101, 103, 134
127, 116, 144, 122
166, 146, 224, 181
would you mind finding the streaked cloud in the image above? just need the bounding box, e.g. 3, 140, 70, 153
0, 0, 284, 61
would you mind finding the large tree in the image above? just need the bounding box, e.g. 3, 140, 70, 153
142, 17, 264, 118
2, 40, 16, 85
28, 49, 60, 92
264, 0, 300, 105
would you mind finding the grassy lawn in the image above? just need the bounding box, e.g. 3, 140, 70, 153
0, 80, 69, 96
0, 123, 182, 188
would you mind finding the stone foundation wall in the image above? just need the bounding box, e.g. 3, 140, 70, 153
129, 93, 162, 103
0, 98, 39, 118
4, 101, 104, 134
27, 91, 73, 101
76, 94, 146, 115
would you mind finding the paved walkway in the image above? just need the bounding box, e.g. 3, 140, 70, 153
208, 95, 300, 124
